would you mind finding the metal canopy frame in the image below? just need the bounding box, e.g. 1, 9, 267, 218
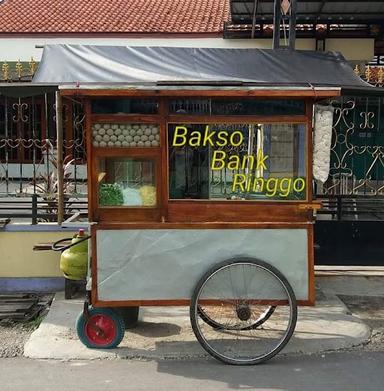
229, 0, 384, 24
272, 0, 297, 49
225, 0, 384, 42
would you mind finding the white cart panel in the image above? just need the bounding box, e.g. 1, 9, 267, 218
96, 228, 309, 301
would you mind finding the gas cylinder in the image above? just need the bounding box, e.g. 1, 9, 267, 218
60, 229, 88, 280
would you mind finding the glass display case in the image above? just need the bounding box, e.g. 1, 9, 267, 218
88, 96, 313, 223
168, 123, 306, 201
98, 157, 157, 207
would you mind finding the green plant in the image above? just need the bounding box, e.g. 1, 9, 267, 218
25, 314, 45, 329
26, 154, 77, 222
32, 155, 75, 200
99, 183, 124, 206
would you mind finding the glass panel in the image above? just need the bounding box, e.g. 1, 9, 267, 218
169, 99, 305, 116
98, 157, 156, 207
168, 123, 306, 201
92, 123, 160, 148
91, 98, 158, 114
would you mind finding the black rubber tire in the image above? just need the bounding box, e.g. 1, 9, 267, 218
190, 257, 297, 365
76, 307, 125, 349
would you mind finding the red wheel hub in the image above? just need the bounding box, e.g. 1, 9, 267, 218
85, 314, 117, 346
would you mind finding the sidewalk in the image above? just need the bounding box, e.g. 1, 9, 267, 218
24, 280, 371, 360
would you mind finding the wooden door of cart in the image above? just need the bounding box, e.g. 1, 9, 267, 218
62, 87, 336, 365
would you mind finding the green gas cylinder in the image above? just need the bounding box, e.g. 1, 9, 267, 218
60, 229, 88, 280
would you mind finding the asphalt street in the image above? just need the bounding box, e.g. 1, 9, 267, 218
1, 351, 384, 391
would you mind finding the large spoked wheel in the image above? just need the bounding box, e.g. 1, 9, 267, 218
190, 258, 297, 365
76, 307, 125, 349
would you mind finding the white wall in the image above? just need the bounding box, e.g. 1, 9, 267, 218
0, 37, 314, 61
325, 38, 375, 63
0, 36, 374, 63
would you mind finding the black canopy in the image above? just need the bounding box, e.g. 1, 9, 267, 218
33, 44, 379, 94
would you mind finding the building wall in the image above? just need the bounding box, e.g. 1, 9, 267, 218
325, 39, 375, 63
0, 36, 374, 63
0, 226, 77, 277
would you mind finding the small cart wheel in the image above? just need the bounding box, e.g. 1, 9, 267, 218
76, 307, 125, 349
190, 258, 297, 365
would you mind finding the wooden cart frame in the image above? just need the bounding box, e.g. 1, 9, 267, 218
59, 87, 338, 308
60, 86, 339, 365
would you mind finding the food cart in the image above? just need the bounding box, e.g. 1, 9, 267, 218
34, 45, 375, 365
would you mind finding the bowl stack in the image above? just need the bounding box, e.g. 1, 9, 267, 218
92, 123, 160, 148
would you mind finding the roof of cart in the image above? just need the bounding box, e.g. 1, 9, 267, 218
32, 44, 380, 95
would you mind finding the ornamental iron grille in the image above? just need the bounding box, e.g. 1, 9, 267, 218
1, 59, 38, 82
318, 96, 384, 197
0, 92, 87, 223
355, 65, 384, 88
316, 95, 384, 222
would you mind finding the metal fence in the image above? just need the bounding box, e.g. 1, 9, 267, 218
0, 195, 88, 224
315, 94, 384, 220
0, 91, 88, 224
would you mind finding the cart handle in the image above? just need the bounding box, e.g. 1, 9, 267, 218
51, 235, 91, 252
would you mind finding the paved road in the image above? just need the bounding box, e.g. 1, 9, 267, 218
1, 351, 384, 391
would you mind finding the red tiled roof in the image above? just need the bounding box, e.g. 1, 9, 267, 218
0, 0, 229, 34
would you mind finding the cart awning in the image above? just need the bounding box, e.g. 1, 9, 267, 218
32, 44, 380, 95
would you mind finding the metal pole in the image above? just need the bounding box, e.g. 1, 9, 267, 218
273, 0, 281, 49
4, 96, 9, 194
289, 0, 297, 50
31, 193, 38, 225
55, 91, 64, 225
251, 0, 259, 39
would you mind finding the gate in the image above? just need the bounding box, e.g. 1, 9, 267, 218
315, 90, 384, 265
0, 91, 88, 223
